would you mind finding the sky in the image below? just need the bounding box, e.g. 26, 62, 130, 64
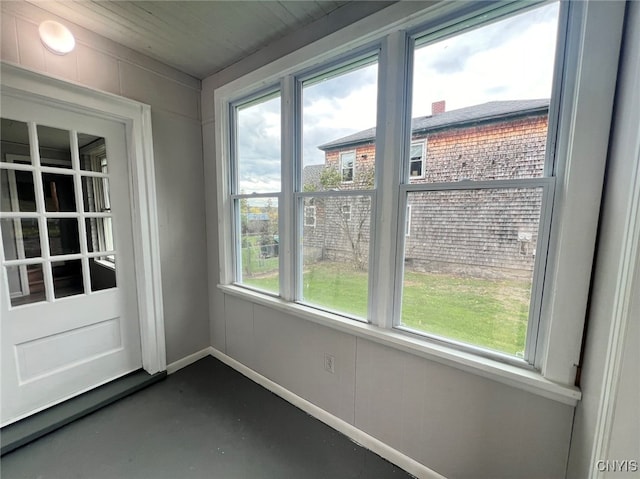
236, 2, 560, 195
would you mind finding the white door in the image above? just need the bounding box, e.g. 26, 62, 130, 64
0, 94, 142, 426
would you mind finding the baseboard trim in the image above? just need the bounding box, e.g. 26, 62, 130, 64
167, 347, 214, 374
208, 347, 447, 479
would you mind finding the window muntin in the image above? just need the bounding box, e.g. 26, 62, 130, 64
397, 2, 561, 358
1, 121, 120, 306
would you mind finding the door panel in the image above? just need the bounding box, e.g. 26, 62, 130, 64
0, 94, 141, 426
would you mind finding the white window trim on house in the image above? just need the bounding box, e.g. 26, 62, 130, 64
405, 205, 411, 237
340, 150, 355, 183
209, 0, 625, 403
409, 140, 426, 179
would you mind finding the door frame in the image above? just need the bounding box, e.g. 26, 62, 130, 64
1, 62, 166, 375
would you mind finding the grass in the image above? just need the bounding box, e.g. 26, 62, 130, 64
244, 261, 531, 356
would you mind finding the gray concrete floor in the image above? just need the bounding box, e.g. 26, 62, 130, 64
1, 356, 414, 478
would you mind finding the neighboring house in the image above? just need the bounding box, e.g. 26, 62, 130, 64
304, 99, 549, 278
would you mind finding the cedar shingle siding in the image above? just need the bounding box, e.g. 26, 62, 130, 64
303, 101, 548, 279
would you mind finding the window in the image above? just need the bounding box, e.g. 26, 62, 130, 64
340, 151, 355, 182
231, 91, 281, 294
341, 205, 351, 222
304, 205, 316, 227
409, 141, 425, 178
397, 2, 560, 357
216, 0, 619, 386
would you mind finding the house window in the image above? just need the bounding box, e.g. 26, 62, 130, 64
409, 141, 425, 178
341, 205, 352, 222
340, 151, 355, 183
218, 0, 618, 384
304, 205, 316, 227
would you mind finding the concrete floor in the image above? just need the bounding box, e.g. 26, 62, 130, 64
1, 356, 414, 478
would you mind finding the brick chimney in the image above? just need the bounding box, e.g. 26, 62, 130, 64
431, 100, 446, 115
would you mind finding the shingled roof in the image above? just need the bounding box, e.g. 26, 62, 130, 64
318, 99, 549, 151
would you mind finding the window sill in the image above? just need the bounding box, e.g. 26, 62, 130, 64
218, 283, 581, 406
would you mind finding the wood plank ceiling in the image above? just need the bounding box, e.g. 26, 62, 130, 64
21, 1, 366, 79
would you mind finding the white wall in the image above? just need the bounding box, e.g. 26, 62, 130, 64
0, 3, 209, 364
567, 1, 640, 477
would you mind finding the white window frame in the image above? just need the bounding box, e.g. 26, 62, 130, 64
405, 205, 411, 237
409, 140, 426, 179
210, 0, 625, 402
340, 150, 356, 183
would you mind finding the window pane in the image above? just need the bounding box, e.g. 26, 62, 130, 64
43, 172, 77, 212
400, 188, 543, 356
48, 218, 80, 256
410, 2, 559, 182
236, 94, 281, 194
302, 58, 378, 192
52, 259, 84, 298
6, 264, 46, 307
237, 197, 279, 293
78, 134, 107, 173
1, 169, 37, 212
89, 257, 116, 291
85, 217, 114, 253
37, 125, 72, 169
301, 195, 371, 319
1, 118, 31, 165
1, 218, 41, 260
82, 176, 111, 213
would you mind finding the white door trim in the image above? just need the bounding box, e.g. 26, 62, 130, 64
0, 61, 166, 374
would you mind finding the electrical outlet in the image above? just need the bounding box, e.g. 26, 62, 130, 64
324, 353, 335, 374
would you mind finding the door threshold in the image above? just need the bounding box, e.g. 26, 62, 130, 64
1, 369, 166, 456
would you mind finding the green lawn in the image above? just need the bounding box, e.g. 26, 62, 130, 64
244, 261, 531, 356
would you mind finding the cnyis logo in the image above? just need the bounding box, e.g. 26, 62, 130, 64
596, 460, 639, 473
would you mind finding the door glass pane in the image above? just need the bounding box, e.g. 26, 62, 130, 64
301, 57, 378, 192
85, 217, 114, 253
48, 218, 80, 255
78, 134, 107, 173
52, 259, 84, 298
400, 188, 543, 356
43, 173, 77, 212
301, 194, 371, 319
237, 197, 279, 293
1, 118, 31, 165
1, 218, 41, 259
89, 257, 116, 291
6, 263, 46, 306
82, 176, 111, 213
235, 92, 281, 194
37, 125, 72, 169
1, 169, 37, 212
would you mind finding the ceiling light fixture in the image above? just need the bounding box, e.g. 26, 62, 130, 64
39, 20, 75, 55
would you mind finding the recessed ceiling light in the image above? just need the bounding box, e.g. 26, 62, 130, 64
39, 20, 75, 55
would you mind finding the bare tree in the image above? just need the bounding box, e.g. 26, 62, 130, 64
314, 165, 373, 270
